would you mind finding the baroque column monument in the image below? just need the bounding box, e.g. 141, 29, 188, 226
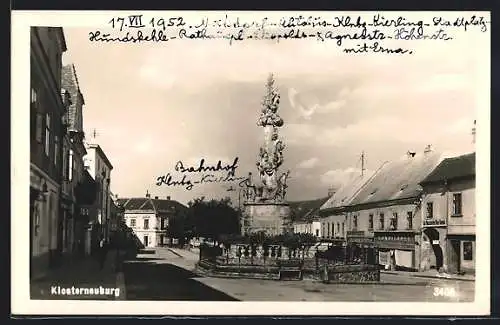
240, 74, 291, 235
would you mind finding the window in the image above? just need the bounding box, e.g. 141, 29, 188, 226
407, 211, 413, 229
144, 219, 149, 230
315, 229, 319, 237
352, 215, 358, 229
69, 150, 74, 181
463, 241, 473, 261
54, 136, 59, 166
130, 218, 136, 228
332, 223, 335, 237
80, 208, 88, 215
426, 202, 434, 219
45, 113, 51, 156
379, 213, 385, 230
341, 222, 344, 236
368, 214, 374, 230
31, 87, 38, 104
452, 193, 463, 216
391, 213, 398, 230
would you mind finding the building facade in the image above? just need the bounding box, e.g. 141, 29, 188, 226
419, 152, 475, 274
290, 197, 330, 238
345, 149, 444, 271
61, 64, 88, 256
84, 144, 113, 242
30, 27, 67, 278
319, 171, 384, 245
118, 195, 188, 248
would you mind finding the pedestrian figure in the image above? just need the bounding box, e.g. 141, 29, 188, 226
97, 236, 108, 270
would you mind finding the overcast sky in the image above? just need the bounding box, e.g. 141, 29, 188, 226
62, 17, 486, 205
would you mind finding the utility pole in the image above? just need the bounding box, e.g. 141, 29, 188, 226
472, 120, 476, 145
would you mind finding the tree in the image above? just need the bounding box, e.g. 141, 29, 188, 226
185, 196, 241, 242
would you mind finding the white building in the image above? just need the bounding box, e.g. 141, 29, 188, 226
83, 143, 113, 242
118, 194, 188, 248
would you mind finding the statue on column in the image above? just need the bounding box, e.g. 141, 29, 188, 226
243, 74, 289, 203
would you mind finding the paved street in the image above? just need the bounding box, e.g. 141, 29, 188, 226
122, 248, 475, 302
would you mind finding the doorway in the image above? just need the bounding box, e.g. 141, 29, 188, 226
423, 228, 443, 270
143, 235, 149, 247
449, 239, 461, 274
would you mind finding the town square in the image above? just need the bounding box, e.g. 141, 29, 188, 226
19, 12, 487, 311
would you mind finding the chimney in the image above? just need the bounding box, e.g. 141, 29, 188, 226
167, 196, 171, 200
407, 150, 416, 158
154, 196, 158, 200
145, 190, 150, 198
424, 144, 432, 154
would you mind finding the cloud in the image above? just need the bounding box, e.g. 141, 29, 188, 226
288, 87, 347, 120
296, 157, 319, 169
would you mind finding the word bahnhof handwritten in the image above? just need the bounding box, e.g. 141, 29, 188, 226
156, 157, 245, 190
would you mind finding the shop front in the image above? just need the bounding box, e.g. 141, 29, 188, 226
446, 234, 475, 275
374, 231, 416, 271
346, 231, 376, 265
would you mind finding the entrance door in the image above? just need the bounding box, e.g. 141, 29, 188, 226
143, 235, 149, 247
449, 240, 461, 273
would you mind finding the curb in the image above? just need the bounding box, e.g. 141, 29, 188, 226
381, 271, 475, 282
167, 248, 184, 258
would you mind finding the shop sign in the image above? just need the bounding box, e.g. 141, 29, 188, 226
374, 233, 415, 250
423, 218, 447, 227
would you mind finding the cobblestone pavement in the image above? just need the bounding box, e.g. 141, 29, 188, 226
30, 249, 124, 300
121, 247, 475, 302
164, 248, 474, 302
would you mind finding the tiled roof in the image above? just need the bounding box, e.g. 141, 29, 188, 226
319, 163, 388, 212
61, 64, 84, 132
349, 151, 445, 206
118, 197, 188, 213
153, 199, 188, 214
289, 197, 330, 222
420, 152, 475, 185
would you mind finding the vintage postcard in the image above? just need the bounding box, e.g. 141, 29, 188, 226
11, 10, 490, 315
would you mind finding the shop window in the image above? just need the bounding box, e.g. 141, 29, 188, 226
463, 241, 473, 261
426, 202, 434, 219
452, 193, 463, 216
368, 214, 373, 230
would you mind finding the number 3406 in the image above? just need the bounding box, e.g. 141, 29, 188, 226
433, 287, 457, 297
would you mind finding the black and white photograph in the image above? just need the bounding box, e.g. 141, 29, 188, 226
12, 10, 490, 315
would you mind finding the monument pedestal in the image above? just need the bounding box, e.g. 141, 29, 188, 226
241, 202, 291, 235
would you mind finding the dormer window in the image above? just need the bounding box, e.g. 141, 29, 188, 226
400, 184, 408, 191
370, 189, 378, 195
